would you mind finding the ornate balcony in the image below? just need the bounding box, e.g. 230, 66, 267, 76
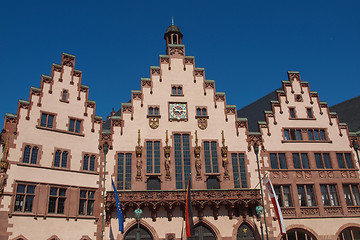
105, 189, 261, 222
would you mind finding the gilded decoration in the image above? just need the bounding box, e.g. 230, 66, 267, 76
197, 117, 207, 130
221, 131, 229, 179
149, 117, 159, 129
164, 130, 171, 179
105, 188, 261, 222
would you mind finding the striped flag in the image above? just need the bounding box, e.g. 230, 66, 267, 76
185, 179, 195, 238
263, 176, 286, 235
111, 178, 124, 233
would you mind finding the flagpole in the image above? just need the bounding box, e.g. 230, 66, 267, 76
101, 142, 109, 240
254, 143, 269, 240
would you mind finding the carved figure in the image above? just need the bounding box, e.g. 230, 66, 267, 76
136, 158, 142, 178
195, 158, 201, 177
165, 157, 171, 177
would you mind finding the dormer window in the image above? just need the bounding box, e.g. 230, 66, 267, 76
289, 108, 296, 118
60, 89, 69, 103
307, 108, 314, 119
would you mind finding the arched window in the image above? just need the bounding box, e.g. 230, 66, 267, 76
193, 223, 216, 240
172, 34, 177, 44
83, 154, 89, 170
54, 150, 68, 168
31, 147, 38, 164
237, 223, 255, 240
281, 228, 316, 240
124, 225, 153, 240
338, 227, 360, 240
23, 145, 39, 164
23, 145, 31, 163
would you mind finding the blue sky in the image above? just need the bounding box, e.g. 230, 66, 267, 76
0, 0, 359, 128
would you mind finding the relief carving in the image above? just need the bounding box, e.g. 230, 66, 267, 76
197, 118, 207, 130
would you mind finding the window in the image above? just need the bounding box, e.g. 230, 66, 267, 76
14, 184, 35, 212
146, 141, 160, 174
281, 229, 315, 240
307, 108, 314, 118
174, 134, 191, 189
315, 153, 332, 169
343, 184, 360, 206
338, 227, 360, 240
148, 107, 159, 116
292, 153, 309, 169
69, 118, 81, 133
117, 153, 132, 190
297, 185, 316, 207
337, 153, 354, 169
40, 113, 54, 128
48, 187, 66, 214
79, 190, 95, 215
274, 185, 292, 207
270, 153, 287, 169
171, 86, 183, 95
320, 184, 339, 206
232, 153, 248, 188
289, 108, 296, 118
308, 129, 326, 141
83, 154, 96, 171
61, 90, 68, 102
196, 107, 207, 116
204, 141, 219, 173
284, 129, 302, 140
54, 150, 68, 168
22, 145, 39, 164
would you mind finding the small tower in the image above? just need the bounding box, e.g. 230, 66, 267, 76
164, 19, 183, 54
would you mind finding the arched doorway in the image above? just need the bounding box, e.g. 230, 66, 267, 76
193, 223, 217, 240
124, 226, 153, 240
281, 228, 316, 240
237, 223, 255, 240
338, 227, 360, 240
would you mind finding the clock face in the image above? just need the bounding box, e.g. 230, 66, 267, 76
169, 103, 187, 119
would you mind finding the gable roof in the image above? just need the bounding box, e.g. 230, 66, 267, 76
330, 96, 360, 133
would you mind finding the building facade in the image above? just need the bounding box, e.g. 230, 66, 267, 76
0, 24, 359, 240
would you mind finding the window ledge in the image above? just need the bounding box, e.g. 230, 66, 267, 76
36, 125, 85, 137
195, 116, 209, 119
17, 162, 99, 175
282, 140, 332, 143
59, 99, 69, 103
204, 173, 220, 176
288, 118, 316, 120
170, 94, 184, 97
147, 115, 161, 118
9, 212, 96, 220
145, 173, 161, 176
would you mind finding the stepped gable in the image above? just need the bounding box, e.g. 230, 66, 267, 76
330, 96, 360, 133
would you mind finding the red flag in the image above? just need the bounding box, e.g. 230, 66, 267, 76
263, 176, 286, 235
185, 179, 195, 238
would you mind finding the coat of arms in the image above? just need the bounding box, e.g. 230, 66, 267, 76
149, 117, 159, 129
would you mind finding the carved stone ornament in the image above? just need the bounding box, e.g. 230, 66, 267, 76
195, 158, 201, 178
197, 117, 207, 130
149, 117, 159, 129
136, 158, 142, 179
194, 146, 201, 159
165, 157, 171, 179
168, 46, 184, 56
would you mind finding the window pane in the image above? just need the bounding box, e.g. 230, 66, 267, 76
146, 141, 153, 173
320, 130, 326, 140
292, 153, 301, 169
87, 200, 94, 215
57, 198, 65, 214
75, 120, 81, 133
54, 151, 61, 167
41, 114, 47, 127
315, 153, 324, 168
149, 107, 153, 116
337, 153, 345, 168
308, 130, 314, 140
352, 185, 360, 206
14, 195, 24, 211
211, 141, 219, 173
329, 185, 339, 206
61, 151, 68, 168
47, 115, 54, 128
174, 134, 183, 189
23, 146, 31, 163
17, 184, 26, 193
48, 197, 56, 213
314, 130, 320, 140
154, 107, 159, 116
196, 108, 201, 116
79, 199, 86, 215
289, 108, 295, 118
283, 186, 292, 207
204, 141, 211, 173
83, 155, 89, 171
80, 190, 87, 198
323, 153, 332, 169
297, 185, 306, 207
24, 196, 34, 212
117, 153, 124, 190
290, 129, 296, 140
88, 191, 95, 199
278, 153, 287, 169
69, 119, 75, 132
343, 185, 353, 206
307, 185, 316, 206
172, 87, 177, 95
59, 188, 66, 197
301, 154, 309, 169
307, 109, 313, 118
50, 187, 58, 196
154, 141, 160, 173
62, 90, 67, 101
232, 154, 240, 188
89, 155, 95, 171
125, 153, 132, 190
296, 130, 302, 140
274, 186, 283, 207
239, 153, 247, 188
27, 185, 35, 194
177, 87, 182, 95
284, 130, 290, 140
202, 108, 207, 116
345, 153, 354, 168
182, 134, 191, 185
270, 154, 279, 169
321, 185, 330, 206
30, 147, 38, 164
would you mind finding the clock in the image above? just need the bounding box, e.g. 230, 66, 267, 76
169, 103, 187, 120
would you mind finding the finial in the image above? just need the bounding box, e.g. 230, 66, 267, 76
222, 130, 225, 147
137, 129, 141, 146
195, 130, 198, 147
165, 130, 169, 147
171, 16, 174, 26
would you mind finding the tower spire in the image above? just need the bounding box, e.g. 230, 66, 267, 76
172, 16, 174, 26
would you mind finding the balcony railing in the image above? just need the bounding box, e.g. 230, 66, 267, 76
105, 188, 261, 221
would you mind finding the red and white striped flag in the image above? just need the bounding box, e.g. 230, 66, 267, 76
263, 176, 286, 235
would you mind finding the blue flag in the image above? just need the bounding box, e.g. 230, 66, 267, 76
111, 178, 124, 233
